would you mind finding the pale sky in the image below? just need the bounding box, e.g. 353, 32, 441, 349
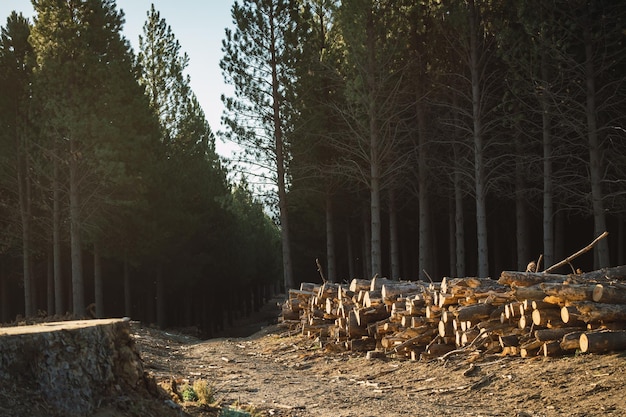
0, 0, 236, 158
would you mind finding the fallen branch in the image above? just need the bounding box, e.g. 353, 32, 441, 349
543, 231, 608, 273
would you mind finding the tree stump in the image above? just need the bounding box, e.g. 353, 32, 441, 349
0, 318, 149, 416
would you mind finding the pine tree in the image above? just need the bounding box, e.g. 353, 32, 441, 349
30, 0, 158, 315
221, 0, 306, 289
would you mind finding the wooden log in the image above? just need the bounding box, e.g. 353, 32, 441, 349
349, 278, 371, 292
592, 284, 626, 304
540, 283, 595, 304
499, 334, 519, 348
542, 340, 564, 357
519, 339, 543, 357
569, 302, 626, 323
513, 285, 548, 302
576, 264, 626, 282
438, 320, 455, 338
534, 327, 586, 342
363, 290, 383, 308
499, 271, 567, 287
579, 330, 626, 353
354, 304, 389, 327
456, 302, 496, 322
427, 343, 456, 356
560, 331, 585, 351
370, 277, 394, 291
532, 308, 563, 327
381, 281, 424, 301
348, 337, 377, 352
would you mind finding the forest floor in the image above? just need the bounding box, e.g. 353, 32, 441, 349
133, 298, 626, 417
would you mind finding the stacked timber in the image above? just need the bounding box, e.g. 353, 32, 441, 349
280, 265, 626, 359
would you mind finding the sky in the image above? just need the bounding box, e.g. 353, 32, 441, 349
0, 0, 236, 159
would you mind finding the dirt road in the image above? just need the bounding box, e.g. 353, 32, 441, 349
134, 322, 626, 417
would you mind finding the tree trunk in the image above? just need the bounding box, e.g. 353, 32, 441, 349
156, 265, 165, 328
94, 241, 103, 318
267, 7, 294, 289
69, 137, 84, 316
325, 194, 336, 283
53, 153, 64, 315
346, 225, 355, 279
515, 123, 530, 270
452, 98, 466, 278
416, 100, 430, 281
123, 259, 131, 317
468, 0, 489, 278
47, 249, 54, 315
448, 199, 456, 276
584, 21, 610, 268
362, 207, 372, 279
389, 190, 400, 280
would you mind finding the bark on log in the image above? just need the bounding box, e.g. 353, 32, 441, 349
381, 282, 424, 301
592, 284, 626, 304
499, 271, 567, 287
534, 327, 586, 342
567, 302, 626, 323
349, 279, 371, 292
540, 283, 595, 303
579, 330, 626, 353
455, 302, 496, 323
532, 308, 563, 327
560, 331, 586, 351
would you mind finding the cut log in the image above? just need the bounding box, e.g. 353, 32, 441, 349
363, 290, 383, 308
349, 278, 371, 292
579, 330, 626, 353
592, 284, 626, 304
370, 277, 394, 291
540, 283, 595, 304
456, 302, 496, 322
381, 281, 424, 301
569, 302, 626, 323
534, 327, 586, 342
354, 305, 389, 327
542, 340, 564, 357
532, 308, 563, 327
499, 271, 567, 287
560, 331, 585, 351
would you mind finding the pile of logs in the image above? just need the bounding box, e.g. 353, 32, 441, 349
281, 265, 626, 360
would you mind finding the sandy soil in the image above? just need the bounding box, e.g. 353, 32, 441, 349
134, 319, 626, 417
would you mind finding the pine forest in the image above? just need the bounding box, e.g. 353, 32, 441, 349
0, 0, 625, 335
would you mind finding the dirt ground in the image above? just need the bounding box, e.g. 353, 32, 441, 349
2, 298, 626, 416
133, 302, 626, 417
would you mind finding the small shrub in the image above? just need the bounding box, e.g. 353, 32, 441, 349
180, 384, 198, 402
192, 379, 214, 405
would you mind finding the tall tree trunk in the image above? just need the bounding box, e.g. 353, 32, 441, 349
366, 12, 382, 277
515, 126, 530, 270
468, 0, 489, 278
452, 96, 466, 278
362, 207, 372, 279
47, 249, 54, 315
325, 194, 336, 282
389, 190, 400, 280
123, 259, 131, 317
17, 148, 32, 317
540, 50, 555, 269
416, 101, 430, 280
156, 264, 165, 328
448, 199, 456, 276
69, 137, 84, 315
584, 21, 609, 268
269, 11, 293, 290
94, 241, 103, 318
52, 153, 64, 315
346, 224, 355, 279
